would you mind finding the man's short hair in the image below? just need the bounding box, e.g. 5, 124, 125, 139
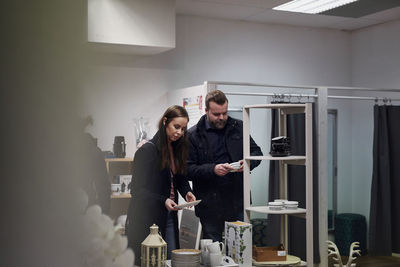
205, 90, 228, 109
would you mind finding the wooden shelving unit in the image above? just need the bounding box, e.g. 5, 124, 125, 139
110, 193, 132, 199
105, 158, 133, 220
242, 103, 313, 266
105, 157, 134, 178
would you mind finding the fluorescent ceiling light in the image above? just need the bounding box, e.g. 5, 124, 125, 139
273, 0, 359, 14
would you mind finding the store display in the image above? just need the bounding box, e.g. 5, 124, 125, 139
224, 221, 252, 267
272, 199, 299, 210
141, 224, 167, 267
120, 175, 132, 194
200, 239, 213, 265
270, 136, 291, 157
268, 201, 283, 210
252, 254, 301, 266
111, 183, 121, 195
206, 241, 225, 267
113, 136, 126, 158
252, 244, 286, 262
171, 249, 201, 267
284, 201, 298, 210
209, 252, 222, 267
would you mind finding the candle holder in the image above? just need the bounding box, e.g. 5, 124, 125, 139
141, 224, 167, 267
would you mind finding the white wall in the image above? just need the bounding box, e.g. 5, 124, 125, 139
82, 15, 353, 215
173, 16, 351, 88
88, 0, 175, 54
83, 15, 351, 158
351, 20, 400, 88
330, 20, 400, 231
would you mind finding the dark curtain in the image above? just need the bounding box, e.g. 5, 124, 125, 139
369, 105, 400, 255
266, 103, 320, 263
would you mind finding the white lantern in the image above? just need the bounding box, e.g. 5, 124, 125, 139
141, 224, 167, 267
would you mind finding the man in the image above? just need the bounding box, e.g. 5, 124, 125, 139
187, 90, 262, 242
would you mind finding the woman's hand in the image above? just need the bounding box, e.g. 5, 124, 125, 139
185, 192, 196, 202
165, 198, 178, 211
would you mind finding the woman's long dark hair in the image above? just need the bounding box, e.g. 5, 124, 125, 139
157, 105, 189, 175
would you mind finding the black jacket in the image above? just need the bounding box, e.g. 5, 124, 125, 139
187, 115, 262, 219
126, 133, 192, 265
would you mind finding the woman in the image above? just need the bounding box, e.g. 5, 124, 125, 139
126, 105, 196, 265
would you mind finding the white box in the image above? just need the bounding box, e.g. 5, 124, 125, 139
224, 221, 252, 267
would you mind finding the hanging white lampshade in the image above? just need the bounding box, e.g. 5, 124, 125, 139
141, 224, 167, 267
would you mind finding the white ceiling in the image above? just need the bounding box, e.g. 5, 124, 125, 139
176, 0, 400, 31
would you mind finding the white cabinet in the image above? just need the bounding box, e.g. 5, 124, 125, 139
242, 103, 313, 265
88, 0, 175, 55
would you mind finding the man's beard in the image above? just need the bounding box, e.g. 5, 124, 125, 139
209, 119, 227, 129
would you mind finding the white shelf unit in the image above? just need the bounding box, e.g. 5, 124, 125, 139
243, 103, 313, 266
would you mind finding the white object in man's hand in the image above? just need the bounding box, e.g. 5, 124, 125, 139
229, 160, 244, 172
214, 163, 234, 176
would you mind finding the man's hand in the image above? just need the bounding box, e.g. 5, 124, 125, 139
165, 198, 178, 211
214, 163, 234, 176
185, 192, 196, 202
237, 159, 244, 172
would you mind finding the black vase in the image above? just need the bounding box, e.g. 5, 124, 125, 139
113, 136, 126, 158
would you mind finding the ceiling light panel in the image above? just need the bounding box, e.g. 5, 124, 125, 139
273, 0, 359, 14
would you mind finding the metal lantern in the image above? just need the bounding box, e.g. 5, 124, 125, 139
141, 224, 167, 267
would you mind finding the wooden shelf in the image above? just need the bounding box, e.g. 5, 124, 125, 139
245, 155, 306, 165
105, 157, 133, 176
105, 158, 133, 220
111, 193, 131, 199
105, 157, 134, 162
246, 206, 306, 216
253, 254, 301, 266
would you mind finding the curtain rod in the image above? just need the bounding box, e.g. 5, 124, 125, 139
225, 91, 400, 101
327, 86, 400, 92
207, 81, 316, 90
224, 92, 317, 98
328, 95, 400, 101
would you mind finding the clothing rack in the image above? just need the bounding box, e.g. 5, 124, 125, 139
208, 81, 400, 267
225, 92, 400, 102
208, 80, 400, 92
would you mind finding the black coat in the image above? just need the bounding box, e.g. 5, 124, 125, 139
187, 115, 262, 219
126, 133, 192, 265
